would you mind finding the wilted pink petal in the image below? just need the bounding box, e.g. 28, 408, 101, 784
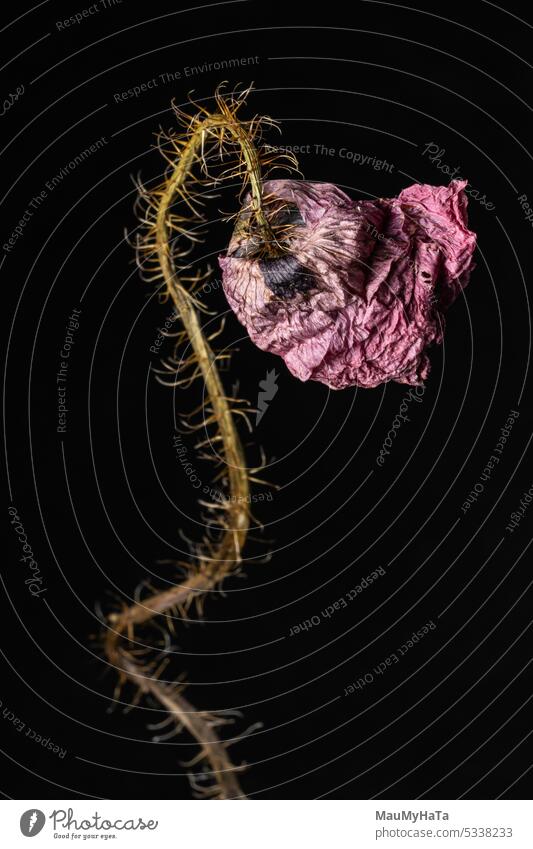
219, 179, 476, 389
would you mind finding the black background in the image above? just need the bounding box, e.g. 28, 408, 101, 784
2, 0, 533, 800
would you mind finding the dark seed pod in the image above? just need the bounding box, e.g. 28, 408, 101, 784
259, 254, 314, 297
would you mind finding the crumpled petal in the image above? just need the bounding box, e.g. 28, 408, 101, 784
219, 179, 476, 389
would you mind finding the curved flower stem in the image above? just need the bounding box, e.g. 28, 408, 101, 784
103, 88, 290, 799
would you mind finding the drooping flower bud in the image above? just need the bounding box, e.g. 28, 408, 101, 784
219, 179, 476, 389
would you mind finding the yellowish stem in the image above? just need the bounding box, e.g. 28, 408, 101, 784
104, 92, 286, 799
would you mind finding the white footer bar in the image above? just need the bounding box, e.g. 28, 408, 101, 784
2, 800, 531, 848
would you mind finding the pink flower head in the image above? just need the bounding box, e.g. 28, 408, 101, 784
219, 179, 476, 389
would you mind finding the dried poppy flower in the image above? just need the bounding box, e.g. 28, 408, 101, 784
219, 179, 476, 389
